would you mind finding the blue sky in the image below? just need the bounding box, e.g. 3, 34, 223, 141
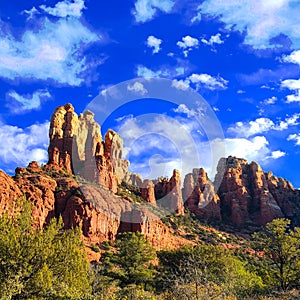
0, 0, 300, 187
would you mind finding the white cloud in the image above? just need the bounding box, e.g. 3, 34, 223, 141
6, 89, 51, 113
275, 114, 300, 130
263, 96, 277, 105
269, 150, 286, 159
228, 114, 300, 137
136, 64, 186, 79
136, 66, 166, 78
287, 133, 300, 145
40, 0, 86, 18
0, 18, 100, 86
0, 122, 49, 171
201, 33, 224, 46
282, 50, 300, 65
194, 0, 300, 49
177, 36, 199, 49
171, 79, 190, 91
221, 136, 270, 162
146, 35, 162, 54
173, 104, 196, 117
127, 82, 148, 95
281, 79, 300, 103
189, 73, 228, 90
177, 35, 199, 57
228, 118, 275, 137
133, 0, 174, 23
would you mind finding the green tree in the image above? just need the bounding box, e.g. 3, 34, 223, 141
0, 196, 92, 299
101, 232, 156, 289
158, 243, 264, 299
253, 218, 300, 291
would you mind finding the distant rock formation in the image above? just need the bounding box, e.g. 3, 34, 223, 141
214, 156, 295, 226
154, 169, 185, 215
183, 168, 221, 221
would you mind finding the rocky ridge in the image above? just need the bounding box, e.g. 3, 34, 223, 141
0, 103, 300, 255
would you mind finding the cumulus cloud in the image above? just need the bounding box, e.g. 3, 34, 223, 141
282, 50, 300, 65
228, 114, 300, 137
201, 33, 224, 46
127, 82, 148, 95
281, 78, 300, 103
6, 89, 51, 113
146, 35, 162, 54
287, 133, 300, 145
40, 0, 86, 18
269, 150, 286, 159
177, 35, 199, 57
133, 0, 174, 23
0, 122, 49, 173
0, 17, 100, 86
171, 79, 190, 91
193, 0, 300, 49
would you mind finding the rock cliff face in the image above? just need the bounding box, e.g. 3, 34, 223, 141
214, 156, 295, 226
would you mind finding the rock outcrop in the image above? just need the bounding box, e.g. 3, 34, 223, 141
154, 169, 185, 215
0, 162, 188, 252
183, 168, 221, 221
215, 156, 287, 226
48, 103, 78, 174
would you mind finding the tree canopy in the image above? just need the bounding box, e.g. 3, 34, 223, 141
0, 197, 92, 299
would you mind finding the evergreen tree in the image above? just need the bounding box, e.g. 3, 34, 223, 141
101, 232, 156, 288
253, 218, 300, 291
0, 196, 92, 299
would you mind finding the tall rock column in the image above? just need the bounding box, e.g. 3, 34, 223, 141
154, 169, 184, 215
48, 103, 78, 174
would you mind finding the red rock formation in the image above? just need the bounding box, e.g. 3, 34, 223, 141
215, 156, 285, 226
141, 179, 156, 205
154, 169, 184, 215
48, 103, 78, 174
183, 168, 221, 220
0, 170, 21, 215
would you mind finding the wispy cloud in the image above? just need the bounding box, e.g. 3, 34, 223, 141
0, 17, 101, 86
6, 89, 51, 114
133, 0, 174, 23
193, 0, 300, 49
0, 121, 49, 172
40, 0, 86, 18
228, 114, 300, 137
146, 35, 162, 54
